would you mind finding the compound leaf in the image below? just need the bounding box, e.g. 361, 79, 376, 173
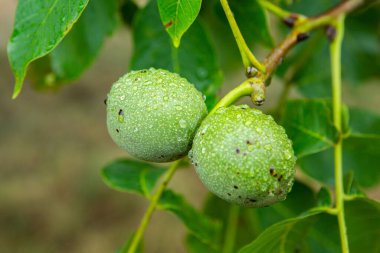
50, 0, 118, 82
299, 108, 380, 187
158, 189, 220, 246
186, 181, 317, 253
282, 99, 339, 158
238, 197, 380, 253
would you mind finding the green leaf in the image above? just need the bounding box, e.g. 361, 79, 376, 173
345, 197, 380, 252
347, 107, 380, 138
158, 190, 220, 246
342, 137, 380, 187
299, 138, 380, 188
252, 181, 317, 230
7, 0, 90, 98
343, 171, 365, 196
282, 99, 339, 158
131, 0, 222, 109
276, 32, 332, 98
239, 196, 380, 253
186, 181, 317, 253
158, 0, 202, 47
343, 4, 380, 84
186, 195, 255, 253
186, 234, 219, 253
238, 209, 325, 253
101, 159, 166, 197
49, 0, 118, 82
316, 187, 332, 207
299, 107, 380, 187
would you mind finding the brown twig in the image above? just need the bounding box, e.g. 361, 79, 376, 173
262, 0, 364, 81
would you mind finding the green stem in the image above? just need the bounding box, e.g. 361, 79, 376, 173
222, 205, 240, 253
171, 45, 180, 73
126, 160, 181, 253
330, 15, 349, 253
258, 0, 295, 19
209, 78, 257, 114
220, 0, 265, 73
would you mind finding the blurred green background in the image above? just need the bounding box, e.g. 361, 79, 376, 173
1, 1, 379, 253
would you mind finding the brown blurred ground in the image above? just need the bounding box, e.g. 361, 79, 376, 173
0, 1, 379, 253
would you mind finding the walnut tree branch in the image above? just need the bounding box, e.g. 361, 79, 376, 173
261, 0, 364, 81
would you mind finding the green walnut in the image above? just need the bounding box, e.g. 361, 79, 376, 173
106, 68, 207, 162
189, 105, 296, 207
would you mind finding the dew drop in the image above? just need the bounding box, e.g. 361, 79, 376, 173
264, 144, 272, 151
284, 150, 292, 160
118, 109, 124, 123
175, 105, 182, 111
201, 148, 206, 154
245, 121, 252, 126
120, 95, 125, 100
179, 119, 187, 128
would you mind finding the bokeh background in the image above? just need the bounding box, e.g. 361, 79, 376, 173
1, 1, 379, 253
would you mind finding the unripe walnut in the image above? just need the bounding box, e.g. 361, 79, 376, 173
189, 105, 296, 207
106, 68, 207, 162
